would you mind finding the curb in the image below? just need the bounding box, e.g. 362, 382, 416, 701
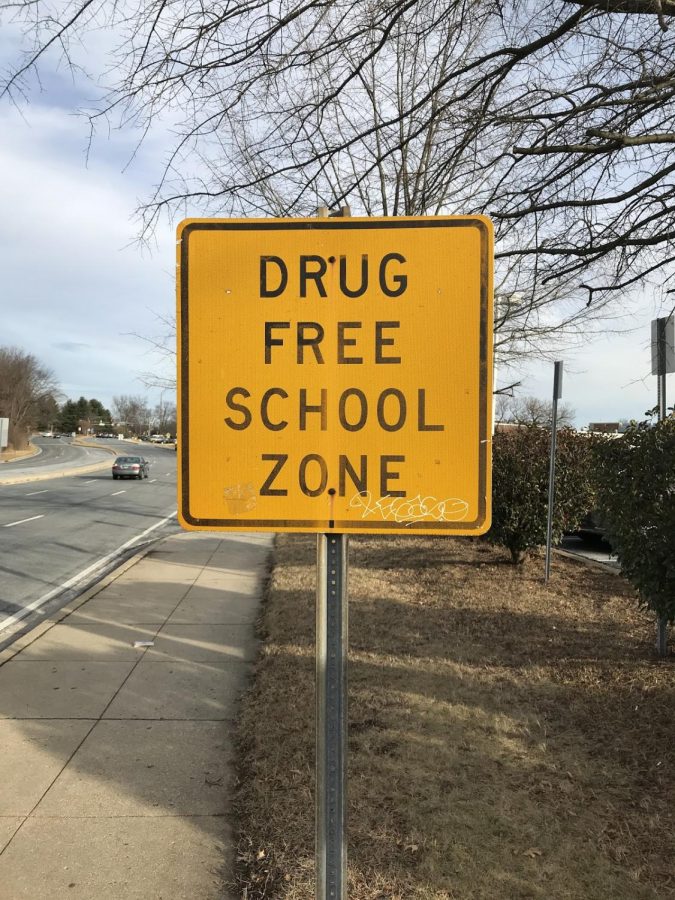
0, 540, 158, 666
554, 547, 620, 575
0, 459, 113, 485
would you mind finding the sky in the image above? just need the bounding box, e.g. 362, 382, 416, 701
0, 23, 671, 427
0, 24, 176, 417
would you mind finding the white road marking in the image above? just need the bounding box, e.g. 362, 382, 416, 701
26, 490, 49, 496
0, 511, 178, 632
83, 479, 97, 484
149, 479, 157, 483
111, 490, 127, 496
4, 514, 45, 528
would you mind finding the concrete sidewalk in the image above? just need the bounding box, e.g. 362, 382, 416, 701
0, 530, 273, 899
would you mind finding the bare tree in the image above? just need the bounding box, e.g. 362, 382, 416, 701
133, 313, 177, 391
3, 0, 674, 364
223, 6, 628, 363
153, 399, 176, 435
497, 394, 576, 428
112, 394, 151, 436
0, 346, 60, 447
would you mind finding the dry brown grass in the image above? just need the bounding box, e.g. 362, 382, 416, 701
0, 446, 35, 462
232, 536, 674, 899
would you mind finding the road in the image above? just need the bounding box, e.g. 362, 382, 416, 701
0, 438, 179, 643
1, 435, 112, 473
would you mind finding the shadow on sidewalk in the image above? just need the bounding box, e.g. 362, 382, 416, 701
0, 531, 272, 899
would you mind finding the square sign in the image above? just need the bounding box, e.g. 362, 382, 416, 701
177, 216, 493, 535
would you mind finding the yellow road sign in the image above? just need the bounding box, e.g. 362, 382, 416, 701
177, 216, 493, 534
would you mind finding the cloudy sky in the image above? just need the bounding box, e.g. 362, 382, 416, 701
0, 22, 671, 426
1, 23, 176, 417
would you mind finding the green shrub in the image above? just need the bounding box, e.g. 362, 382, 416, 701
488, 426, 596, 564
594, 416, 675, 624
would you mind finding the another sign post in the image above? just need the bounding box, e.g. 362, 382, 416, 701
545, 361, 563, 583
651, 315, 674, 655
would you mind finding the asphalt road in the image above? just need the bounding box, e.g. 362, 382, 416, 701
0, 438, 179, 641
1, 435, 111, 472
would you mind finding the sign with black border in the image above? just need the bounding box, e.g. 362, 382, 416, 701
177, 216, 493, 534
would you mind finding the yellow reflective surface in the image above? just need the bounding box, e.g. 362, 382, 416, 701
177, 216, 492, 534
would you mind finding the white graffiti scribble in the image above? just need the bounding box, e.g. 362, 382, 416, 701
349, 491, 469, 524
223, 483, 257, 513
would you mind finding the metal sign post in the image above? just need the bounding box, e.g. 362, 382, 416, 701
545, 361, 563, 583
651, 316, 673, 655
314, 204, 348, 900
316, 531, 348, 899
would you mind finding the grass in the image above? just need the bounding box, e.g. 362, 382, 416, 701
0, 446, 35, 462
232, 535, 674, 899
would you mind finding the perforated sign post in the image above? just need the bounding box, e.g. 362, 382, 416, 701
177, 216, 493, 535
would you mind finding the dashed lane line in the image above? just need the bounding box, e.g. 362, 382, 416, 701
4, 515, 45, 528
26, 490, 49, 496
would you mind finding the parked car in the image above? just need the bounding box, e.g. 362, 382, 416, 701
112, 456, 150, 480
576, 509, 612, 546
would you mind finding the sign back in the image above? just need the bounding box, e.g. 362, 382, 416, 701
651, 316, 675, 375
177, 216, 492, 534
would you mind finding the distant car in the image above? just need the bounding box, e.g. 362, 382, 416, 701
112, 456, 150, 480
576, 509, 612, 546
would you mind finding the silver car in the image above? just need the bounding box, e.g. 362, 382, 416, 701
112, 456, 150, 480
